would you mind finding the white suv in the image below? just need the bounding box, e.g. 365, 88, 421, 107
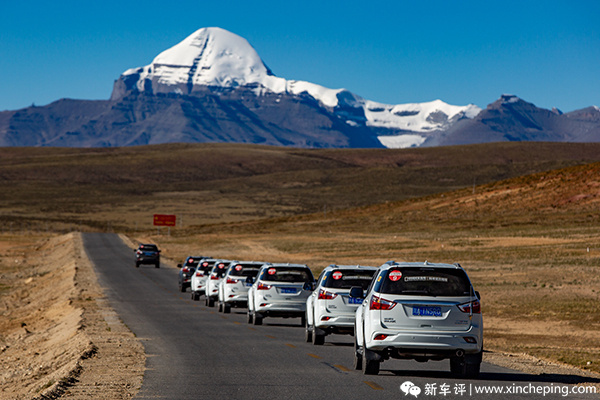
306, 265, 377, 345
204, 260, 231, 307
247, 263, 315, 326
217, 261, 264, 313
190, 258, 217, 301
353, 261, 483, 377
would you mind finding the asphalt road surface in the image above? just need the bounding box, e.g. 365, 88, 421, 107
82, 233, 597, 399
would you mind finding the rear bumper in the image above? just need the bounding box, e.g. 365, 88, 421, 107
256, 302, 306, 317
366, 328, 482, 355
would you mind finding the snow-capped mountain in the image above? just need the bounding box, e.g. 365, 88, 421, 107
111, 27, 481, 148
1, 27, 599, 149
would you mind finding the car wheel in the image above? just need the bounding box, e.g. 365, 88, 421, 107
312, 328, 325, 345
155, 262, 160, 268
223, 303, 231, 314
300, 314, 306, 328
179, 284, 185, 293
247, 310, 254, 324
353, 336, 363, 370
207, 297, 215, 307
451, 353, 481, 378
253, 312, 263, 326
362, 337, 380, 375
135, 262, 140, 268
217, 301, 223, 312
304, 314, 312, 342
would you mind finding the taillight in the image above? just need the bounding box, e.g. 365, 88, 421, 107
369, 295, 396, 310
374, 334, 389, 340
195, 272, 202, 277
257, 283, 271, 290
226, 277, 238, 284
210, 275, 219, 280
317, 289, 338, 300
458, 300, 481, 314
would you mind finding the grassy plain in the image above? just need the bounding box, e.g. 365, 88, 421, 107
2, 142, 600, 375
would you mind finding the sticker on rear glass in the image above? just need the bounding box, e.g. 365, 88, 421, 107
389, 270, 402, 281
268, 268, 276, 275
235, 265, 243, 271
404, 276, 448, 282
218, 263, 225, 268
332, 271, 343, 280
202, 262, 208, 267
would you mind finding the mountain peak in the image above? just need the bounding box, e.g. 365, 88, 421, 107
111, 27, 274, 99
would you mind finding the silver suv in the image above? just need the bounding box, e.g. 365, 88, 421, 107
247, 263, 315, 326
305, 265, 377, 345
353, 261, 483, 377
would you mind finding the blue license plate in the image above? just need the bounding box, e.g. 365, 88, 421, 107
348, 297, 362, 304
281, 288, 297, 294
412, 306, 442, 317
245, 282, 252, 287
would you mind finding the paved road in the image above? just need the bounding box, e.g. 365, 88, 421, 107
82, 233, 598, 399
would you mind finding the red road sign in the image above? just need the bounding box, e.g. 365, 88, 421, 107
153, 214, 176, 227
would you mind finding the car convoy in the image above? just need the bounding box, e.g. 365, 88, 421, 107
136, 245, 483, 378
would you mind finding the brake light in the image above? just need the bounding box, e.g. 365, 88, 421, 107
210, 275, 219, 280
321, 316, 331, 321
182, 267, 189, 273
257, 283, 271, 290
369, 295, 396, 310
458, 300, 481, 314
374, 334, 389, 340
195, 272, 203, 277
226, 277, 238, 284
317, 289, 338, 300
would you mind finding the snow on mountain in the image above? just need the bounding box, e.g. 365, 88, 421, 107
113, 27, 481, 148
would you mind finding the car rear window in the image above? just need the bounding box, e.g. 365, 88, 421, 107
140, 244, 158, 251
198, 260, 216, 274
229, 264, 261, 278
211, 262, 229, 278
184, 257, 202, 267
323, 270, 375, 290
377, 267, 472, 297
259, 267, 313, 283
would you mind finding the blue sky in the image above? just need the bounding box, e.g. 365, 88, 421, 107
1, 0, 598, 112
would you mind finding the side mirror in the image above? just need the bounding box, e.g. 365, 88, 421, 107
303, 282, 314, 291
475, 291, 481, 300
177, 264, 182, 268
246, 276, 255, 284
349, 286, 364, 299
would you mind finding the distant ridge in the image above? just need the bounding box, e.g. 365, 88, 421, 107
0, 28, 599, 148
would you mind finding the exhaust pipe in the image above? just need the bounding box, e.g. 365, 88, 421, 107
455, 349, 465, 358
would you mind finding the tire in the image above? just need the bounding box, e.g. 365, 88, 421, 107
253, 312, 263, 326
304, 314, 312, 342
135, 262, 140, 268
451, 353, 481, 378
155, 262, 160, 268
204, 296, 209, 307
247, 310, 254, 324
300, 314, 306, 328
362, 337, 380, 375
223, 303, 231, 314
207, 297, 215, 307
362, 357, 380, 375
312, 328, 325, 345
353, 336, 363, 370
179, 283, 186, 293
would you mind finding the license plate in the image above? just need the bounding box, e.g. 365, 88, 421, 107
245, 282, 252, 287
348, 297, 362, 304
412, 306, 442, 317
281, 288, 297, 294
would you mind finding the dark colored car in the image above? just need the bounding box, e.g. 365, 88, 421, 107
178, 256, 208, 292
135, 244, 160, 268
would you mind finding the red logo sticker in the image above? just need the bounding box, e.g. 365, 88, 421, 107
235, 265, 243, 271
268, 268, 277, 275
218, 263, 225, 268
389, 270, 402, 282
332, 271, 343, 280
202, 262, 208, 267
